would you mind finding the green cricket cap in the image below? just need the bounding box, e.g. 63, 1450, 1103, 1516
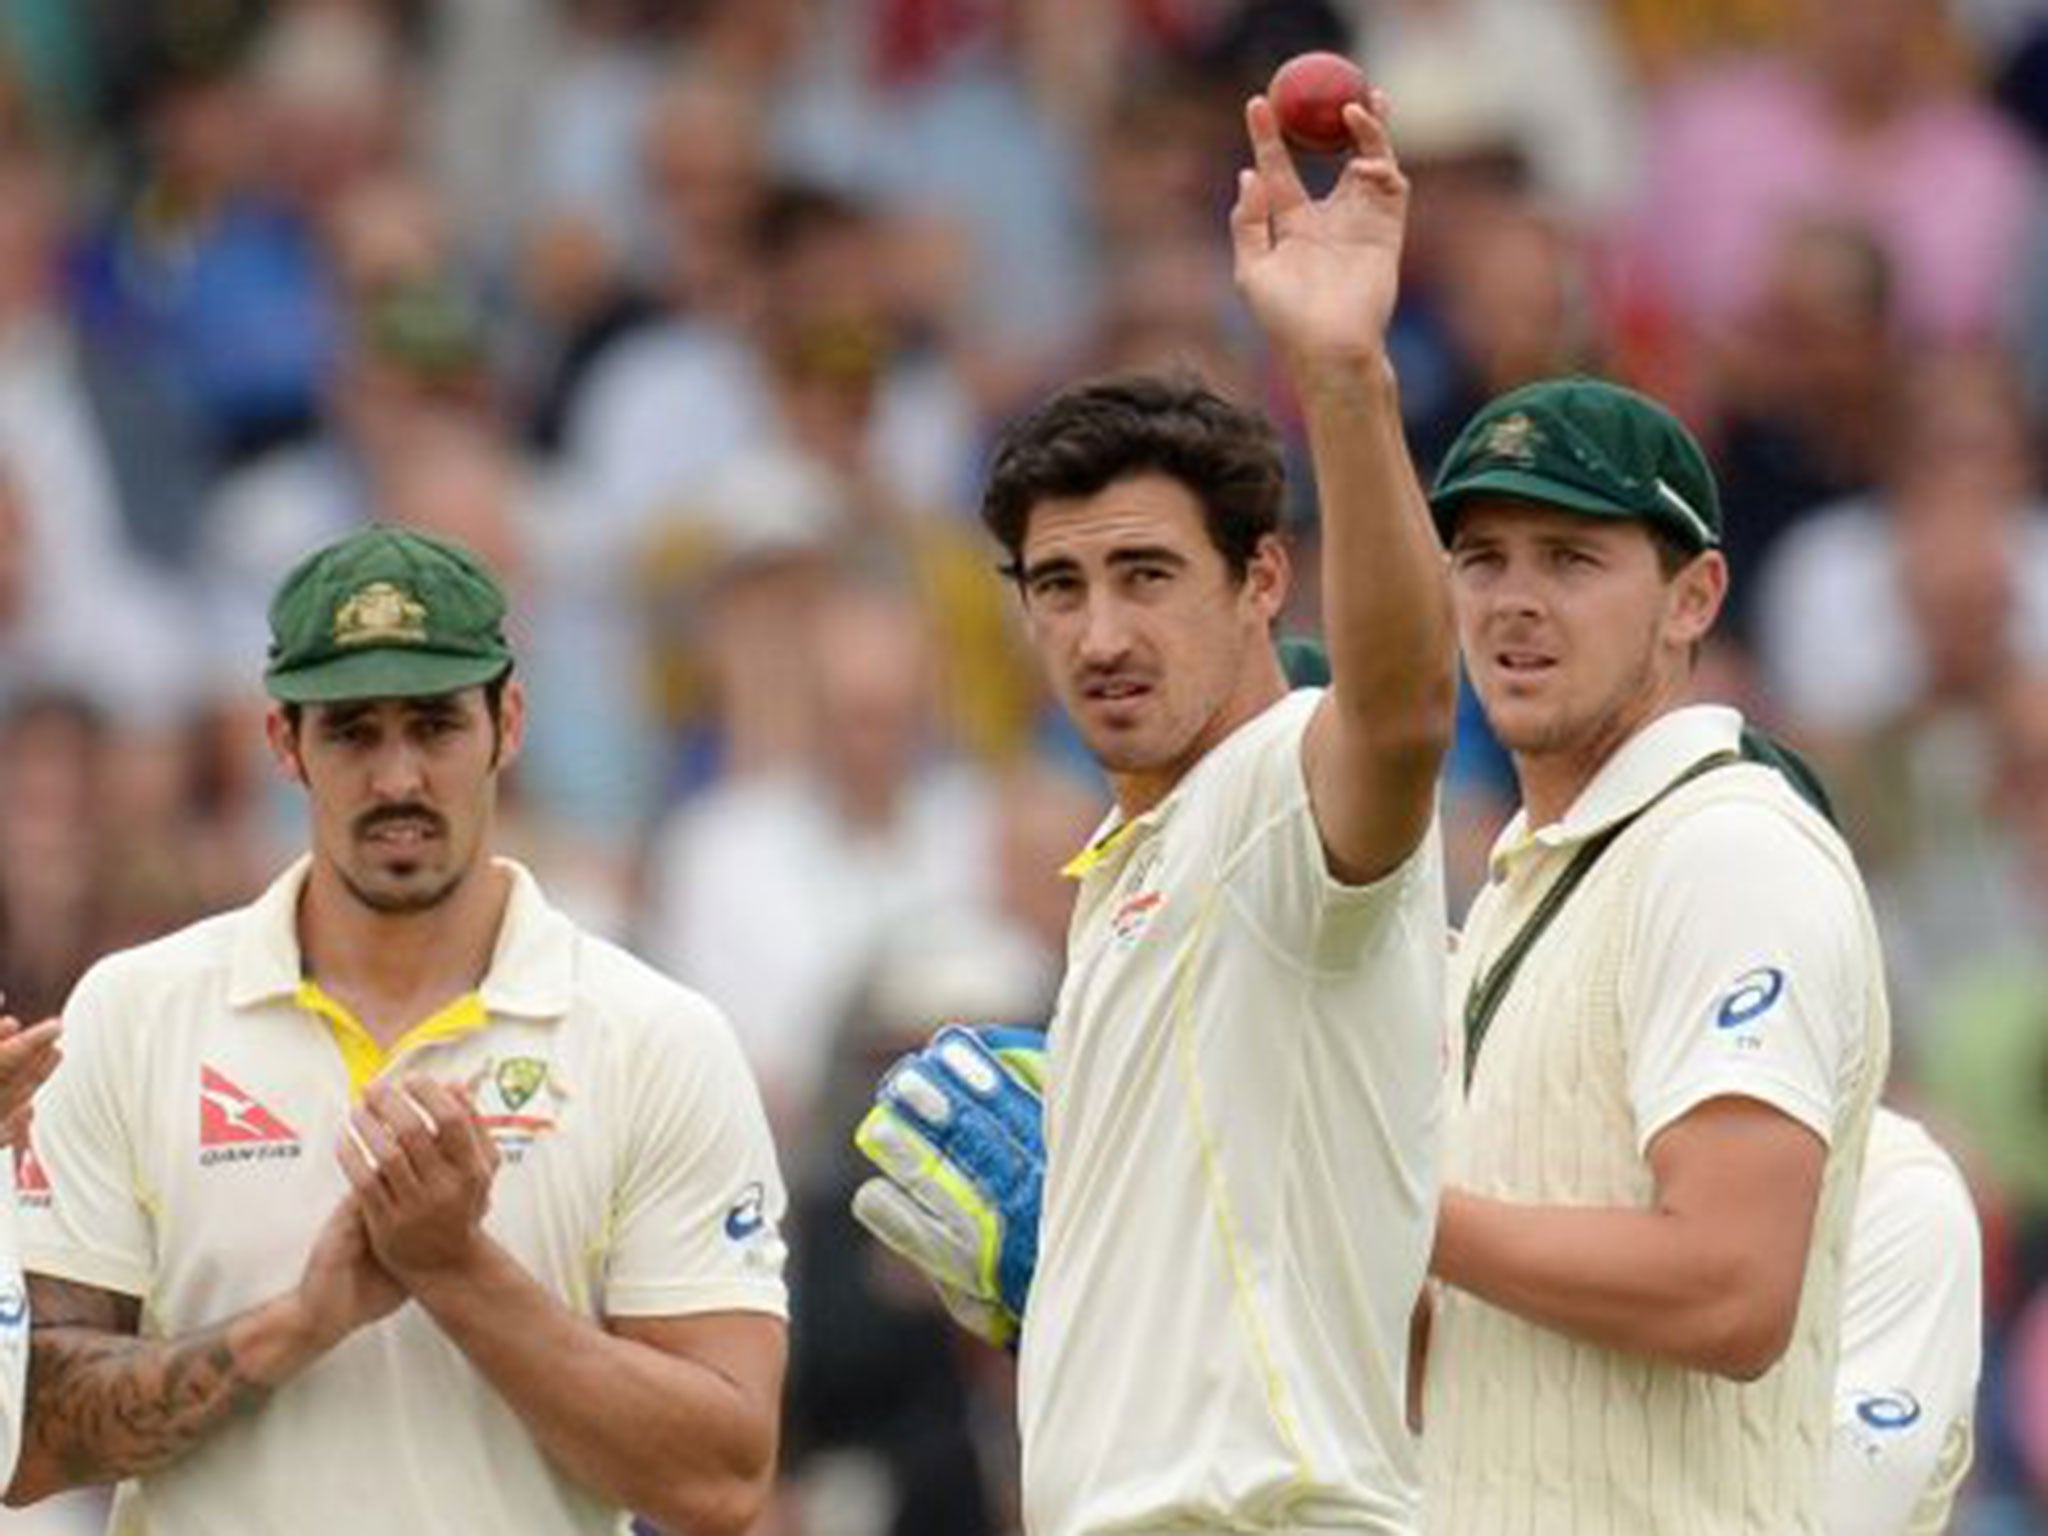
264, 525, 513, 704
1428, 377, 1722, 553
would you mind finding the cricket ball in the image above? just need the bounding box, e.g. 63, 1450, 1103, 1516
1268, 50, 1370, 156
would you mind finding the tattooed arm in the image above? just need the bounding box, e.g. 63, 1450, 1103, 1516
5, 1199, 402, 1504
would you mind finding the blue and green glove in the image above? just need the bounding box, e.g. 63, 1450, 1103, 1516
852, 1024, 1047, 1349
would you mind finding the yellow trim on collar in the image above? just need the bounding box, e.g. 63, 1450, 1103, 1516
296, 979, 489, 1098
1060, 818, 1142, 880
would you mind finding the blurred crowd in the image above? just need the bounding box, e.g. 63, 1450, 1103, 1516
0, 0, 2046, 1532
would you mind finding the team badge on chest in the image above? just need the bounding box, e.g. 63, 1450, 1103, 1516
465, 1054, 566, 1161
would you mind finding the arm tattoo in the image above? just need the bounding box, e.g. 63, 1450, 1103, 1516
19, 1275, 274, 1490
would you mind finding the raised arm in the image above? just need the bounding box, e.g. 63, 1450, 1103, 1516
1230, 91, 1456, 883
7, 1200, 402, 1504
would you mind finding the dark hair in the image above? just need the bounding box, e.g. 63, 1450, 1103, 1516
1648, 522, 1698, 580
981, 370, 1286, 583
753, 181, 870, 266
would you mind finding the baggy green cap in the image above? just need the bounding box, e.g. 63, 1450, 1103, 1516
1427, 377, 1722, 553
264, 525, 513, 704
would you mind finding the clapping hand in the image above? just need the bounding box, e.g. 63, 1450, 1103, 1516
0, 1009, 61, 1151
337, 1074, 501, 1281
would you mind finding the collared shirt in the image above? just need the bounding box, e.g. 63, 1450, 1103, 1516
20, 857, 787, 1536
1473, 704, 1865, 1150
1022, 689, 1446, 1536
0, 1156, 24, 1490
1426, 702, 1889, 1535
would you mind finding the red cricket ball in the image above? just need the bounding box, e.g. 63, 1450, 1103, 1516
1268, 50, 1370, 156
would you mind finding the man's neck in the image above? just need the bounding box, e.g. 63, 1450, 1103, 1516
296, 860, 512, 1047
1515, 690, 1692, 830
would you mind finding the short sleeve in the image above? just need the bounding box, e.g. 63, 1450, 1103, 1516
18, 964, 155, 1297
1622, 801, 1867, 1153
1826, 1149, 1982, 1536
1212, 692, 1444, 974
601, 997, 789, 1320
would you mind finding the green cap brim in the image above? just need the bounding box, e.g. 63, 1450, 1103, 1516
265, 648, 510, 704
1428, 467, 1640, 542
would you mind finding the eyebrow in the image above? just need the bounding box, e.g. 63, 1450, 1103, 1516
316, 695, 468, 728
1018, 545, 1189, 585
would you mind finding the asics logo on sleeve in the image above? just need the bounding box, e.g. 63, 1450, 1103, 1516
1852, 1391, 1922, 1432
1714, 967, 1785, 1030
724, 1182, 767, 1241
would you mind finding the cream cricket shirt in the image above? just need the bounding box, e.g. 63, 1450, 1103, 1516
0, 1155, 25, 1488
1828, 1108, 1980, 1536
1020, 689, 1447, 1536
1424, 705, 1890, 1536
19, 858, 788, 1536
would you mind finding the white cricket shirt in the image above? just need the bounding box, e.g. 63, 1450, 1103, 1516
1020, 690, 1447, 1536
1425, 705, 1890, 1535
0, 1155, 25, 1489
19, 857, 787, 1535
1828, 1107, 1981, 1536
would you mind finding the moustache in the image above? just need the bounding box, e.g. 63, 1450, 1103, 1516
354, 806, 447, 840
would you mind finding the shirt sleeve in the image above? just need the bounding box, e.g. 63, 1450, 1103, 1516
1216, 692, 1445, 974
601, 995, 790, 1320
17, 963, 154, 1297
1621, 799, 1867, 1153
1826, 1152, 1982, 1536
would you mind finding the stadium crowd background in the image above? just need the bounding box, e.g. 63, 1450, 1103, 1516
0, 0, 2045, 1531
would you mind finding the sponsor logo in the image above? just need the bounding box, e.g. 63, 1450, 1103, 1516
13, 1143, 49, 1206
1853, 1390, 1922, 1432
1714, 966, 1785, 1035
724, 1182, 767, 1241
1111, 890, 1164, 946
199, 1067, 302, 1167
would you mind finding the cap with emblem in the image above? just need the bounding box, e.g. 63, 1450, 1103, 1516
1427, 377, 1722, 553
264, 525, 513, 703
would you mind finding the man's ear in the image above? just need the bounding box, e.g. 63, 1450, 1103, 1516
495, 679, 528, 770
1245, 532, 1292, 623
1668, 549, 1728, 648
264, 704, 306, 784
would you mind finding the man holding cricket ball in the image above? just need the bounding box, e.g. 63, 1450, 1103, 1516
857, 47, 1910, 1536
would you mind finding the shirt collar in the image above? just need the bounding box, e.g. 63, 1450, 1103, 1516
1060, 690, 1308, 880
227, 856, 576, 1020
1488, 704, 1744, 876
1061, 798, 1173, 880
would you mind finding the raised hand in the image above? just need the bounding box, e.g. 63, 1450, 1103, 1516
337, 1074, 501, 1281
0, 1012, 62, 1151
1229, 90, 1408, 373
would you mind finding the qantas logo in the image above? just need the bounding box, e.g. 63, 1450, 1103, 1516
199, 1068, 302, 1167
13, 1143, 49, 1206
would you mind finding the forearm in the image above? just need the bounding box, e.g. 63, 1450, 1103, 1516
7, 1293, 324, 1503
1299, 352, 1456, 742
406, 1238, 778, 1535
1431, 1190, 1789, 1380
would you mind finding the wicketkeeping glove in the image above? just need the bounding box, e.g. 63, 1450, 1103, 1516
853, 1024, 1047, 1349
